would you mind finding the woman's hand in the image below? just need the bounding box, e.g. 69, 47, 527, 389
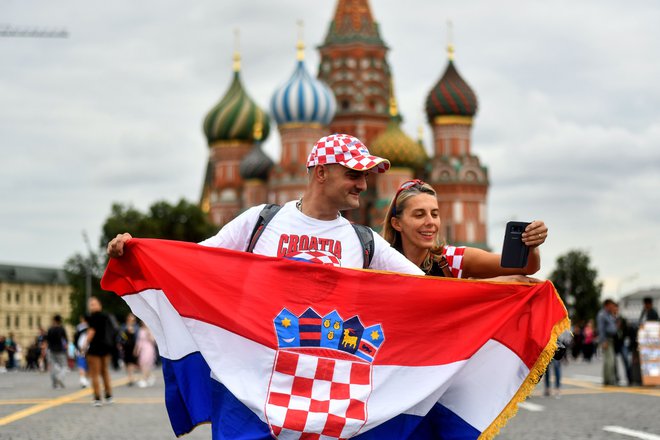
480, 275, 544, 283
521, 221, 548, 248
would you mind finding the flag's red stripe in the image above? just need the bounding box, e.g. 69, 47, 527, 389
101, 239, 567, 368
299, 333, 321, 340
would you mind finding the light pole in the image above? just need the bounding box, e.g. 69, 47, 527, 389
82, 231, 94, 314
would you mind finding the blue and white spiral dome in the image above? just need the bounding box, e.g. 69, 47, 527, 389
271, 60, 337, 126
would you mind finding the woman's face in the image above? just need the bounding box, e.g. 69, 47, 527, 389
391, 193, 441, 251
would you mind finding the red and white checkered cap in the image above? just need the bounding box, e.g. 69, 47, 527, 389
306, 133, 390, 173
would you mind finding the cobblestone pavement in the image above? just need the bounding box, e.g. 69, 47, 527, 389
0, 356, 658, 439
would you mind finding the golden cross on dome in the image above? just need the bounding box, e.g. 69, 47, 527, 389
447, 20, 455, 61
233, 28, 241, 72
296, 20, 305, 61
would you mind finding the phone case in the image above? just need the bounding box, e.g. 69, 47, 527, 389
500, 221, 531, 268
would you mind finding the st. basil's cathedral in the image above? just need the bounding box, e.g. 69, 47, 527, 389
200, 0, 489, 249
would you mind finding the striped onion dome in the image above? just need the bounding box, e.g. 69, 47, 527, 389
203, 68, 271, 144
370, 90, 428, 169
425, 56, 478, 122
270, 39, 336, 126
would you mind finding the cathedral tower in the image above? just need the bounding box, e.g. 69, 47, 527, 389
318, 0, 391, 146
425, 40, 489, 248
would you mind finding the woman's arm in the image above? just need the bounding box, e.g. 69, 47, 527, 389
461, 220, 548, 278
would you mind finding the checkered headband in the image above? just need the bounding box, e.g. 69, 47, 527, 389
306, 134, 390, 173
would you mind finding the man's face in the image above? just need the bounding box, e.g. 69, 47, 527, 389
323, 164, 369, 211
88, 298, 101, 313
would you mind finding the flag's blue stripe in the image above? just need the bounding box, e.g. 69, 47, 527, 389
161, 353, 212, 436
210, 379, 273, 440
163, 354, 481, 440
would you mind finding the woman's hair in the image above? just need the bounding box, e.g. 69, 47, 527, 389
382, 179, 444, 255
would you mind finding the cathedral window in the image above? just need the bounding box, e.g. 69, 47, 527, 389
466, 221, 476, 243
453, 201, 463, 223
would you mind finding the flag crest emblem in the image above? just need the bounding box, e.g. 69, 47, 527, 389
267, 308, 385, 438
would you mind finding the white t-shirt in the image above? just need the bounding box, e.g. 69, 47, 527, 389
199, 201, 423, 275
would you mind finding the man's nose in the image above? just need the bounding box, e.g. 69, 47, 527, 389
356, 175, 368, 191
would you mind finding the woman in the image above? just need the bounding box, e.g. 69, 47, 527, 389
135, 320, 157, 388
382, 179, 548, 279
120, 313, 139, 386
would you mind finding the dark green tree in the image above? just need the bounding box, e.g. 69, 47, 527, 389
549, 249, 603, 324
66, 199, 217, 323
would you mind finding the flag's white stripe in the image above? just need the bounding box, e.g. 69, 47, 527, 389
126, 289, 529, 435
365, 362, 466, 427
125, 290, 275, 420
124, 289, 200, 359
437, 339, 529, 431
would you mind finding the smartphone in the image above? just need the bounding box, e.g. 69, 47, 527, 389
500, 221, 531, 268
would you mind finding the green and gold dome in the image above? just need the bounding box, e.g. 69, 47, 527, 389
370, 85, 428, 169
203, 51, 271, 144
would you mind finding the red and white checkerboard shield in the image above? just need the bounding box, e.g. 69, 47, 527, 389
265, 349, 372, 439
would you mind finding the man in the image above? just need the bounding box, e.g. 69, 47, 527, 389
639, 296, 659, 325
83, 297, 114, 406
45, 315, 68, 389
108, 134, 422, 275
597, 299, 618, 386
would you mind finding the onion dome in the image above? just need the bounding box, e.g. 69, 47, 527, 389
425, 43, 478, 123
271, 35, 336, 126
370, 82, 428, 169
203, 48, 270, 144
239, 117, 274, 180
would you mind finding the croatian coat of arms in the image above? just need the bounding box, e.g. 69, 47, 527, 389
266, 308, 385, 439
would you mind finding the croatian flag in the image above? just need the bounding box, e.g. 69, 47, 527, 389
101, 239, 568, 440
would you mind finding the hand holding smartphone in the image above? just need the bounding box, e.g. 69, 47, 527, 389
500, 221, 531, 268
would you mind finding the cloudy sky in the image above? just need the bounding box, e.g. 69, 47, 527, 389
1, 0, 658, 298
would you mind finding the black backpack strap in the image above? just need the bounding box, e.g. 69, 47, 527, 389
246, 204, 282, 253
351, 223, 374, 269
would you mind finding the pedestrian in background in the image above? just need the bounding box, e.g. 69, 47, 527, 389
120, 313, 139, 386
639, 297, 659, 324
597, 299, 618, 386
613, 303, 632, 385
83, 297, 114, 406
135, 320, 157, 388
73, 315, 90, 388
4, 333, 17, 370
570, 323, 584, 361
544, 330, 573, 398
45, 315, 68, 388
582, 320, 596, 362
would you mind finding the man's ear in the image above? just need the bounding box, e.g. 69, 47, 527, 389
314, 164, 327, 183
391, 216, 402, 232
